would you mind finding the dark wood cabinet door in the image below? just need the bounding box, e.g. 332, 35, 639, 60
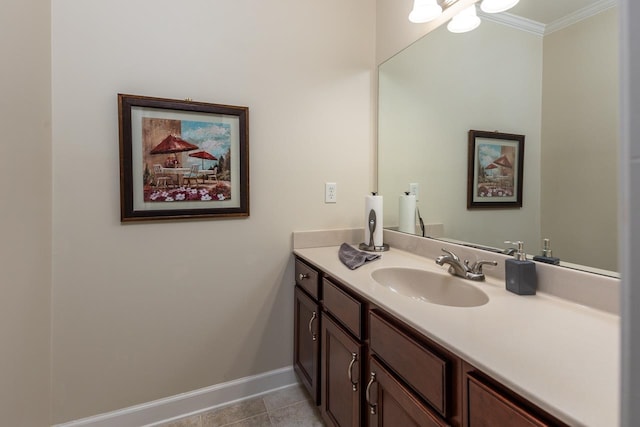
463, 368, 567, 427
294, 286, 320, 405
321, 313, 362, 427
367, 357, 448, 427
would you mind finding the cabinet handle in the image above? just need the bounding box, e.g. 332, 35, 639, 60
347, 353, 358, 392
308, 311, 317, 341
298, 273, 309, 281
365, 371, 377, 415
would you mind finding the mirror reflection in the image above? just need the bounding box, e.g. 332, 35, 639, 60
378, 2, 619, 274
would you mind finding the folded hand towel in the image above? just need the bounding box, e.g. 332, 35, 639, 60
338, 243, 381, 270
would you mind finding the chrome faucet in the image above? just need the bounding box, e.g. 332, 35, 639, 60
435, 249, 467, 277
435, 248, 497, 281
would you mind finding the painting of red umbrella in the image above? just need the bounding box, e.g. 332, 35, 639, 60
150, 134, 199, 161
118, 94, 249, 221
189, 150, 218, 169
467, 129, 524, 209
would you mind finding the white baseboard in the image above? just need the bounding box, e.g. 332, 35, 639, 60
54, 366, 298, 427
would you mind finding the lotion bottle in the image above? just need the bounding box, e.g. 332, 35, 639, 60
504, 241, 537, 295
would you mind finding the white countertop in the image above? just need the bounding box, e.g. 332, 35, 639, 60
294, 245, 620, 427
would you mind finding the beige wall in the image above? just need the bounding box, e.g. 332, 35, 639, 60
541, 8, 619, 271
50, 0, 375, 423
0, 1, 52, 426
378, 20, 543, 250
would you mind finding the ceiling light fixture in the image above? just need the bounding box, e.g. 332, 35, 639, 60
447, 4, 481, 33
408, 0, 443, 24
480, 0, 520, 14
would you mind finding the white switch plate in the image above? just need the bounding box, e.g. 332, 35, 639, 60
325, 182, 337, 203
409, 182, 419, 200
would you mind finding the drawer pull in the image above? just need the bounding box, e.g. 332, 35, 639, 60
308, 311, 317, 341
365, 372, 377, 415
299, 273, 309, 281
347, 353, 358, 391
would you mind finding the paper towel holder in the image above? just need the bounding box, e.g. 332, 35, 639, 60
359, 207, 389, 252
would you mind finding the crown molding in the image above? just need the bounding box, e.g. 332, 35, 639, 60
478, 0, 617, 37
545, 0, 617, 35
478, 10, 545, 36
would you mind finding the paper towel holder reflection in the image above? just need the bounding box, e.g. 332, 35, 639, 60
359, 207, 390, 252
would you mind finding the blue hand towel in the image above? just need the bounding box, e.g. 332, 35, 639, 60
338, 243, 381, 270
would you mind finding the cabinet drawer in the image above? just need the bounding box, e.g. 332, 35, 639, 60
323, 279, 362, 339
369, 311, 449, 417
295, 258, 320, 299
466, 374, 549, 427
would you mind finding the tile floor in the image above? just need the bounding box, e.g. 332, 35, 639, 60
160, 384, 325, 427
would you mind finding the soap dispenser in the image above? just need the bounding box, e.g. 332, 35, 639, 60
504, 241, 537, 295
533, 238, 560, 265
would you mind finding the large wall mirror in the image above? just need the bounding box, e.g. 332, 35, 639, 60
378, 0, 619, 275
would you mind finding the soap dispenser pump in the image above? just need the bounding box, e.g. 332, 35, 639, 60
504, 241, 537, 295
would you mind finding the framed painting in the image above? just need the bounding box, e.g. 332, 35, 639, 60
467, 130, 524, 209
118, 94, 249, 221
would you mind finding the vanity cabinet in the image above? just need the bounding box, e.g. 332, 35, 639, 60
369, 310, 461, 427
293, 255, 569, 427
320, 278, 365, 427
369, 311, 457, 418
366, 356, 448, 427
293, 259, 321, 405
462, 363, 569, 427
321, 313, 363, 426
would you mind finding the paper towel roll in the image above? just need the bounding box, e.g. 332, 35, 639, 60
364, 194, 384, 247
398, 194, 416, 234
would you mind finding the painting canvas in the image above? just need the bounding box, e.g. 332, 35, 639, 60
142, 118, 231, 203
119, 94, 249, 221
467, 130, 524, 209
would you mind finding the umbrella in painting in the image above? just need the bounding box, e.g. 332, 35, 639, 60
482, 162, 498, 178
493, 154, 513, 168
150, 134, 199, 163
188, 150, 218, 169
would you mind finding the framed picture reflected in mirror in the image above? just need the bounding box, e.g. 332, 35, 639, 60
467, 129, 524, 209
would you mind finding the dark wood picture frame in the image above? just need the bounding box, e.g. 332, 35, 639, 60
467, 130, 524, 209
118, 94, 249, 222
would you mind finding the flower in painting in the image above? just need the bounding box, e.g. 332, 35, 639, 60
217, 194, 225, 201
175, 193, 185, 201
165, 196, 174, 202
201, 194, 212, 201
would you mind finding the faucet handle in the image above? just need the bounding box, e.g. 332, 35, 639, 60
440, 248, 460, 262
468, 260, 498, 274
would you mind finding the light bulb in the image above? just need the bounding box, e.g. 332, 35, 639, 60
447, 4, 481, 33
480, 0, 520, 14
408, 0, 443, 23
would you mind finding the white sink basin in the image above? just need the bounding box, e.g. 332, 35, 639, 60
371, 267, 489, 308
